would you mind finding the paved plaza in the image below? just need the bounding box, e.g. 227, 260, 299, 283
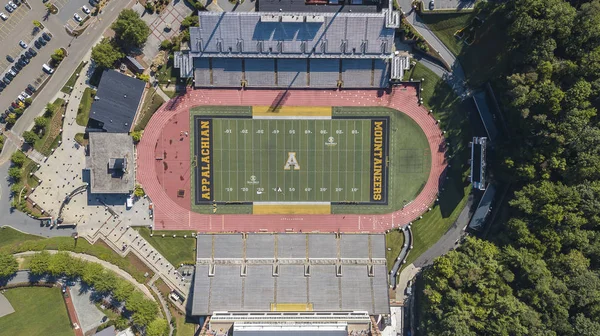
133, 0, 193, 65
0, 294, 15, 318
70, 282, 107, 334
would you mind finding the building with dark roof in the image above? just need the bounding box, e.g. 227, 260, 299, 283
470, 137, 487, 190
174, 7, 409, 89
88, 70, 146, 133
468, 184, 497, 231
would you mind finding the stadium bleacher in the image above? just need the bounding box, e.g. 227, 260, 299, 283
277, 59, 308, 87
245, 59, 276, 87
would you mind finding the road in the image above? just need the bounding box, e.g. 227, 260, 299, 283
0, 0, 133, 164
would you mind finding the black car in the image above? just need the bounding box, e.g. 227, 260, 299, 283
23, 50, 31, 58
3, 77, 10, 85
27, 84, 36, 92
5, 55, 13, 63
42, 32, 51, 41
0, 81, 5, 88
11, 65, 20, 73
38, 37, 46, 46
8, 105, 14, 113
19, 56, 28, 65
34, 40, 41, 49
28, 48, 37, 56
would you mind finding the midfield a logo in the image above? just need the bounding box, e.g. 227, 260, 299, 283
284, 152, 300, 170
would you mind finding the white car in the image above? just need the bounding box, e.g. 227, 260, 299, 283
8, 1, 16, 9
0, 12, 7, 20
82, 5, 90, 14
20, 91, 30, 99
4, 4, 12, 12
73, 13, 82, 22
18, 40, 27, 48
17, 94, 25, 102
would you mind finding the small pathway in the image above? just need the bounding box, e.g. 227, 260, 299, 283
26, 149, 46, 165
149, 274, 174, 336
14, 251, 155, 300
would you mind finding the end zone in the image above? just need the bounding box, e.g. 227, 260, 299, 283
253, 202, 331, 215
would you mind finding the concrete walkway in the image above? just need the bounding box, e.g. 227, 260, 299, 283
149, 274, 174, 336
14, 250, 155, 300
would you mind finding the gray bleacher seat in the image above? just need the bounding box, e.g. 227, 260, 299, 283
277, 59, 308, 87
194, 58, 211, 87
245, 59, 276, 87
212, 59, 243, 87
309, 59, 339, 87
341, 59, 373, 88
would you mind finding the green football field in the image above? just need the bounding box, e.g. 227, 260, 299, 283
195, 118, 386, 203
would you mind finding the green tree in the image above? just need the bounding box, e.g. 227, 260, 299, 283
0, 253, 18, 278
146, 318, 169, 336
180, 14, 198, 29
133, 185, 145, 197
94, 271, 117, 294
160, 39, 173, 50
22, 130, 39, 144
45, 102, 57, 117
112, 279, 135, 302
81, 261, 104, 286
126, 291, 158, 327
112, 9, 150, 48
10, 151, 26, 167
8, 167, 21, 180
29, 251, 51, 275
34, 116, 48, 129
91, 38, 124, 69
47, 252, 72, 277
51, 49, 65, 64
24, 98, 32, 106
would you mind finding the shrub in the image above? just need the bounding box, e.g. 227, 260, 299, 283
131, 130, 143, 142
160, 39, 173, 50
34, 116, 48, 129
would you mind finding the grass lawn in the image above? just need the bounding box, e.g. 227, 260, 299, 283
0, 226, 41, 249
134, 88, 165, 131
420, 12, 476, 56
34, 98, 65, 157
156, 59, 178, 84
0, 227, 151, 283
61, 61, 85, 93
386, 229, 405, 272
393, 61, 474, 269
0, 287, 73, 336
74, 133, 88, 146
136, 227, 196, 266
21, 156, 40, 190
76, 88, 94, 127
422, 5, 511, 87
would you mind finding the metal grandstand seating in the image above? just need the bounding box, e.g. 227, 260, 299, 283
309, 59, 339, 87
245, 59, 276, 87
212, 59, 243, 87
277, 59, 308, 87
341, 59, 374, 88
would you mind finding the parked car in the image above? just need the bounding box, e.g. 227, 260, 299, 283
5, 55, 13, 62
42, 63, 54, 74
38, 37, 46, 46
19, 55, 28, 64
13, 0, 19, 5
0, 81, 5, 88
42, 32, 51, 41
28, 48, 37, 56
27, 84, 36, 92
13, 63, 21, 71
4, 4, 12, 13
24, 50, 32, 58
73, 13, 82, 22
10, 102, 18, 109
20, 91, 30, 99
10, 66, 18, 74
3, 77, 11, 85
18, 40, 27, 48
6, 70, 15, 78
17, 94, 24, 102
34, 40, 41, 49
429, 0, 434, 9
82, 5, 90, 14
8, 1, 16, 9
0, 12, 7, 20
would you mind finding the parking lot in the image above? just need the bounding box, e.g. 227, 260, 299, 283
0, 3, 32, 74
57, 0, 90, 24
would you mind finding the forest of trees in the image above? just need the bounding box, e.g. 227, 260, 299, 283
419, 0, 600, 334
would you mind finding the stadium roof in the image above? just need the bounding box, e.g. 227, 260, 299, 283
192, 233, 389, 316
257, 0, 383, 13
189, 11, 395, 59
87, 133, 135, 194
89, 70, 145, 133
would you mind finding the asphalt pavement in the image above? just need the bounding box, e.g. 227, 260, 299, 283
0, 0, 133, 164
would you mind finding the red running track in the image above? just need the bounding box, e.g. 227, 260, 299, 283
136, 85, 447, 233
